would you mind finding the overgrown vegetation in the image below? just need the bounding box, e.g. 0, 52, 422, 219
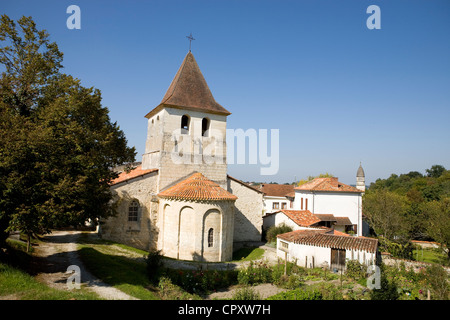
364, 165, 450, 262
265, 223, 293, 243
0, 14, 136, 252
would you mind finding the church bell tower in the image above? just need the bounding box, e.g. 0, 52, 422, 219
141, 51, 231, 191
356, 163, 365, 192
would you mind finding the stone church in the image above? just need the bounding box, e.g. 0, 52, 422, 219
99, 51, 264, 262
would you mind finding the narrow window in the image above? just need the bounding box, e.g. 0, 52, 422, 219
301, 198, 303, 210
305, 198, 308, 210
181, 115, 190, 134
128, 200, 139, 222
201, 118, 209, 137
208, 228, 214, 247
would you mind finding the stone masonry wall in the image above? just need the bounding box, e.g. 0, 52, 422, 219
100, 172, 159, 252
227, 177, 263, 243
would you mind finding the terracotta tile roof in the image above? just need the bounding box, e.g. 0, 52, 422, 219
278, 230, 378, 253
295, 177, 363, 193
334, 217, 353, 226
314, 214, 337, 222
145, 52, 231, 119
275, 210, 321, 227
260, 183, 295, 197
158, 172, 237, 201
111, 165, 158, 186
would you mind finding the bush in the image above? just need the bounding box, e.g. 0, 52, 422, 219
237, 260, 272, 285
345, 260, 365, 280
267, 287, 323, 300
370, 264, 399, 300
379, 237, 414, 260
163, 268, 238, 294
426, 264, 449, 300
266, 223, 292, 243
232, 286, 261, 300
146, 249, 163, 282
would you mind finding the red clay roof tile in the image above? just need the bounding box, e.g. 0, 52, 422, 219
295, 177, 362, 193
278, 230, 378, 253
158, 172, 237, 201
111, 165, 158, 186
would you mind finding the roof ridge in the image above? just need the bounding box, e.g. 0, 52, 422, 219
160, 52, 190, 105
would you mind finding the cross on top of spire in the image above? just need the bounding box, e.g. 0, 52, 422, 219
186, 33, 195, 52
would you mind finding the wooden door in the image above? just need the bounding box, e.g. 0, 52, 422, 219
331, 248, 346, 271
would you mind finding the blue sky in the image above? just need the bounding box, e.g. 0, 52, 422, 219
2, 0, 450, 185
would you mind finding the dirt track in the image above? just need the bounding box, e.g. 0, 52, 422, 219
32, 230, 137, 300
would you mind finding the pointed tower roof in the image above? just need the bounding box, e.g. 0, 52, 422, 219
145, 52, 231, 118
357, 163, 365, 177
158, 172, 237, 201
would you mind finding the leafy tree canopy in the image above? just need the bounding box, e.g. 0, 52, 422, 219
0, 15, 136, 250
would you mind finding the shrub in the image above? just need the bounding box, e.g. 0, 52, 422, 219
425, 264, 449, 300
232, 286, 261, 300
266, 223, 292, 243
345, 260, 365, 280
237, 260, 272, 285
146, 249, 163, 282
267, 287, 322, 300
163, 268, 238, 294
379, 237, 414, 260
369, 264, 399, 300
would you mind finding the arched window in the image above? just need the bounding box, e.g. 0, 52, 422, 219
208, 228, 214, 247
201, 118, 210, 137
128, 200, 139, 222
181, 115, 190, 134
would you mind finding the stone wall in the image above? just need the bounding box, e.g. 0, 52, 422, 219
99, 171, 159, 252
156, 198, 235, 262
227, 177, 263, 243
381, 253, 450, 273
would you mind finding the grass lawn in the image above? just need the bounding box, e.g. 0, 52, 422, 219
232, 247, 265, 261
413, 247, 449, 265
0, 238, 102, 301
76, 234, 159, 300
0, 262, 101, 300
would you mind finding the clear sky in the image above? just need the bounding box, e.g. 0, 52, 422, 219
2, 0, 450, 186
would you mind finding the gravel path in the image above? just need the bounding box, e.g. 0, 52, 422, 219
32, 230, 137, 300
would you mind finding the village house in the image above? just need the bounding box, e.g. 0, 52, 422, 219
260, 183, 295, 214
277, 229, 378, 271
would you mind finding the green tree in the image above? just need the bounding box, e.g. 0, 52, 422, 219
0, 15, 136, 251
426, 165, 446, 179
363, 189, 409, 241
424, 198, 450, 260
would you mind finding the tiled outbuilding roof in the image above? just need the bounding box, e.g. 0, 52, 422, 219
278, 230, 378, 253
158, 172, 237, 201
260, 183, 295, 197
268, 210, 321, 227
111, 165, 158, 186
295, 177, 363, 193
